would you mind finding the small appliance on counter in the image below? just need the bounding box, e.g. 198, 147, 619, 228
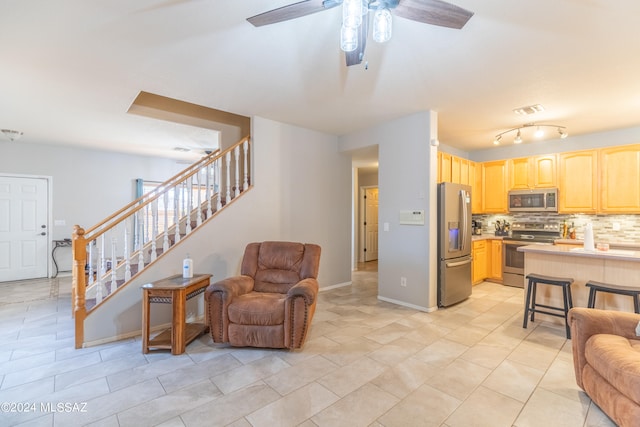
472, 220, 483, 235
494, 219, 510, 236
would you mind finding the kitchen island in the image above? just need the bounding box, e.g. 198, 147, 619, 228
518, 244, 640, 322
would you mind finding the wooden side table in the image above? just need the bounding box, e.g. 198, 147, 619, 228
141, 273, 212, 355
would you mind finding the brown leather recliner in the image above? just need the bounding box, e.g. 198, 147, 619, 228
568, 307, 640, 427
205, 241, 321, 349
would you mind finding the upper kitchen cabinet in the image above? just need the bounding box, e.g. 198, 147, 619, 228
438, 152, 470, 185
558, 150, 598, 213
482, 160, 508, 212
508, 155, 557, 189
600, 144, 640, 213
438, 151, 452, 183
470, 161, 482, 213
451, 155, 461, 183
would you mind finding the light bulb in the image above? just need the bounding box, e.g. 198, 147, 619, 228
559, 128, 568, 139
340, 24, 358, 52
493, 135, 502, 145
514, 129, 523, 144
373, 8, 392, 43
343, 0, 362, 28
534, 126, 544, 138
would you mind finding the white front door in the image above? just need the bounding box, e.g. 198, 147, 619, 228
364, 187, 379, 261
0, 176, 49, 282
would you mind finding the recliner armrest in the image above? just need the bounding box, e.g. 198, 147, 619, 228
287, 278, 319, 305
206, 275, 255, 300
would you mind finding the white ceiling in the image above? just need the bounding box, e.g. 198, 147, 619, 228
2, 0, 640, 159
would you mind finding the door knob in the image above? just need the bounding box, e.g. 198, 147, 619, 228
40, 232, 46, 236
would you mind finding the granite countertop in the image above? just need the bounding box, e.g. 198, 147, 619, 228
471, 234, 505, 241
554, 238, 640, 250
518, 243, 640, 262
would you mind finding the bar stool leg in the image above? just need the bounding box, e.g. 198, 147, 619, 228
523, 278, 533, 329
587, 287, 597, 309
562, 285, 572, 339
634, 294, 640, 314
530, 281, 538, 322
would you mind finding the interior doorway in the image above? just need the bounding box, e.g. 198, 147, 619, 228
0, 175, 50, 282
362, 186, 379, 262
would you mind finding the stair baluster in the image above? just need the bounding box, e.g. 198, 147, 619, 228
110, 237, 117, 293
225, 151, 231, 204
137, 208, 145, 269
243, 139, 249, 191
124, 227, 131, 281
216, 157, 222, 211
234, 145, 240, 198
162, 191, 170, 252
150, 199, 158, 262
196, 171, 203, 227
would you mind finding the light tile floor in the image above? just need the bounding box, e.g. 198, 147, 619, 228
0, 264, 616, 427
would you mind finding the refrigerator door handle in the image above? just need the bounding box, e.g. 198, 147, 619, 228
459, 190, 467, 252
446, 258, 472, 268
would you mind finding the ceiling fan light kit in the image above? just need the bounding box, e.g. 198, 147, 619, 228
493, 123, 568, 146
247, 0, 473, 67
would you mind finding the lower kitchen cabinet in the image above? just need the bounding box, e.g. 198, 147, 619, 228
489, 240, 503, 281
472, 240, 487, 285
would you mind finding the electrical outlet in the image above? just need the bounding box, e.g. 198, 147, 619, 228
400, 277, 407, 287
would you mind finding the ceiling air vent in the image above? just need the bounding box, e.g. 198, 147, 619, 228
513, 104, 544, 116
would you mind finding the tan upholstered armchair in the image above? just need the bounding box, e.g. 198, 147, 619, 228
568, 307, 640, 427
205, 241, 321, 349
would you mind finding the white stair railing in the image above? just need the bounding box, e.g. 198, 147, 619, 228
72, 136, 252, 349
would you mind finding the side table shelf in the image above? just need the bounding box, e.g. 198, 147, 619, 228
141, 273, 212, 355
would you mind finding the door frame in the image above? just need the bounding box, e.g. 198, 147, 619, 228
0, 173, 53, 280
359, 185, 378, 263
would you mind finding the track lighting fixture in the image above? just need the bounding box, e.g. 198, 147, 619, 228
493, 123, 568, 145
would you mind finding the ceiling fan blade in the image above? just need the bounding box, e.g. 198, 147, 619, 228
345, 17, 368, 66
394, 0, 473, 29
247, 0, 340, 27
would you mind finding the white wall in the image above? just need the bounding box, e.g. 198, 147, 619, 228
82, 116, 353, 345
340, 111, 438, 311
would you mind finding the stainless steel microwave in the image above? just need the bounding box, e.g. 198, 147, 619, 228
508, 188, 558, 212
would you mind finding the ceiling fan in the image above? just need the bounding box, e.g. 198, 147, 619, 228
247, 0, 473, 67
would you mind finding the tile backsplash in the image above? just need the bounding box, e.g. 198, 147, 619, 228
472, 213, 640, 243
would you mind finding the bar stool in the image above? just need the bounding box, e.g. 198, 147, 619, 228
523, 273, 575, 339
585, 281, 640, 314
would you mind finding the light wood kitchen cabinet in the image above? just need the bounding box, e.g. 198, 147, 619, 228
439, 152, 452, 183
482, 160, 508, 213
508, 155, 557, 189
558, 150, 598, 213
533, 155, 557, 188
489, 240, 503, 281
451, 155, 461, 184
459, 158, 470, 185
472, 240, 487, 285
600, 144, 640, 213
470, 161, 482, 213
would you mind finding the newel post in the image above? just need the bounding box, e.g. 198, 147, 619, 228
72, 225, 87, 349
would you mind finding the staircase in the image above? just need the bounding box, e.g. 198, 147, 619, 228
71, 136, 251, 348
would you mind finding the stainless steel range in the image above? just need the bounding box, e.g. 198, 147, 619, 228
502, 221, 561, 287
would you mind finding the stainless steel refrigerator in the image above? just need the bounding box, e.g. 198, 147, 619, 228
437, 182, 472, 307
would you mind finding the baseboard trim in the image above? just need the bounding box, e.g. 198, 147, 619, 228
319, 281, 351, 292
377, 296, 437, 313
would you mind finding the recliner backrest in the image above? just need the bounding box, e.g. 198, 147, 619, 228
240, 241, 321, 293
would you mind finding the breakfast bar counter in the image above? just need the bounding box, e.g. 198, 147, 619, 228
518, 244, 640, 320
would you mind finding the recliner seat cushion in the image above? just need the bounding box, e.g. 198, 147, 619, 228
227, 292, 286, 325
585, 334, 640, 405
